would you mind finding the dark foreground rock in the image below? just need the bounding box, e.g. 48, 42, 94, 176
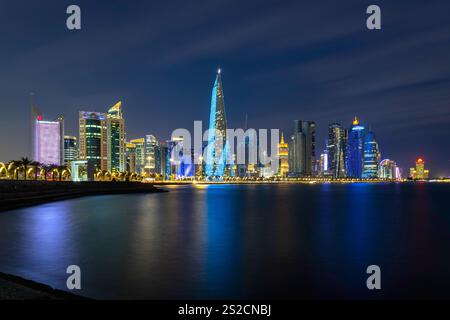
0, 180, 166, 212
0, 272, 88, 300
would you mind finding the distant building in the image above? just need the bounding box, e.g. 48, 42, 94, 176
63, 135, 78, 165
289, 120, 316, 177
79, 111, 107, 171
107, 101, 126, 173
145, 135, 158, 175
130, 138, 145, 174
33, 111, 64, 166
327, 123, 347, 178
319, 151, 328, 176
362, 131, 380, 178
410, 158, 429, 180
346, 117, 365, 179
126, 142, 137, 173
278, 133, 289, 177
379, 159, 401, 180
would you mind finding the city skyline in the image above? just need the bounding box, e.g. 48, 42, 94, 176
1, 1, 450, 176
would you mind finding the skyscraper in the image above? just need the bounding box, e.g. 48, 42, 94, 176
289, 120, 316, 177
145, 134, 158, 175
379, 159, 398, 179
278, 133, 289, 177
107, 101, 126, 173
130, 138, 145, 174
63, 135, 78, 165
346, 117, 365, 178
79, 111, 107, 170
327, 123, 347, 178
125, 142, 136, 173
362, 131, 380, 178
410, 158, 429, 180
34, 113, 64, 165
205, 69, 229, 179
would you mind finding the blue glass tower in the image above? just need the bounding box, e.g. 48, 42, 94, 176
205, 69, 228, 179
346, 117, 366, 178
362, 131, 380, 178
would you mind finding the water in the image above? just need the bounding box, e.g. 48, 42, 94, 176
0, 183, 449, 299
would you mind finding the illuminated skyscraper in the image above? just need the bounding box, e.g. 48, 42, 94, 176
410, 158, 429, 180
125, 142, 136, 173
79, 111, 107, 170
107, 101, 126, 173
145, 134, 158, 175
379, 159, 398, 179
63, 135, 78, 165
278, 133, 289, 177
205, 69, 229, 179
33, 113, 64, 165
362, 131, 380, 178
327, 123, 347, 178
346, 117, 366, 178
130, 138, 145, 174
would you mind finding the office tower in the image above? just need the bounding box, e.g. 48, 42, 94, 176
379, 159, 397, 179
278, 133, 289, 177
79, 111, 107, 170
205, 69, 229, 179
346, 117, 366, 178
130, 138, 145, 174
362, 131, 380, 178
145, 134, 158, 175
159, 142, 168, 179
319, 151, 328, 176
410, 158, 429, 180
63, 136, 78, 165
125, 142, 136, 173
33, 112, 64, 165
289, 120, 315, 177
327, 123, 347, 178
107, 101, 126, 173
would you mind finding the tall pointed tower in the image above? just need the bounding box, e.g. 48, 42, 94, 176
205, 69, 229, 179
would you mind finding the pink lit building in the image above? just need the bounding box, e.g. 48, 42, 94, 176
33, 112, 64, 165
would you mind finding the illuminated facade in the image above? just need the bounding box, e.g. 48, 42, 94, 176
63, 135, 78, 165
379, 159, 399, 179
107, 101, 126, 172
130, 138, 145, 174
346, 117, 365, 178
327, 123, 347, 178
125, 142, 137, 173
145, 134, 158, 175
410, 158, 429, 180
205, 69, 229, 179
79, 111, 107, 170
319, 151, 328, 176
362, 131, 380, 178
34, 115, 64, 165
278, 133, 289, 177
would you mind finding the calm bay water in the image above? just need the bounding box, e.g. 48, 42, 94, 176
0, 183, 449, 299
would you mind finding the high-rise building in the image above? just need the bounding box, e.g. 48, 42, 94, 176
362, 131, 380, 178
33, 113, 64, 165
327, 123, 347, 178
145, 135, 158, 175
278, 133, 289, 177
130, 138, 145, 174
107, 101, 126, 173
63, 136, 78, 165
410, 158, 429, 180
319, 151, 328, 176
289, 120, 315, 177
125, 142, 136, 173
379, 159, 398, 179
79, 111, 108, 170
205, 69, 229, 179
346, 117, 366, 178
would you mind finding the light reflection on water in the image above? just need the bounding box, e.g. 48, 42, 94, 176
0, 183, 449, 299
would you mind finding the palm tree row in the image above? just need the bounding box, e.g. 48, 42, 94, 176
0, 157, 71, 181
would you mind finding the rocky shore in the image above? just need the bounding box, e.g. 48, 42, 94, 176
0, 180, 166, 213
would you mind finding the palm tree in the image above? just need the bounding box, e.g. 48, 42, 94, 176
19, 157, 32, 180
7, 160, 21, 180
30, 161, 41, 181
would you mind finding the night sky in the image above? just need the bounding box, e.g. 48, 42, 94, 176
1, 0, 449, 176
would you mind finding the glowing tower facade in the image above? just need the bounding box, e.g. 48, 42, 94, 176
205, 69, 229, 179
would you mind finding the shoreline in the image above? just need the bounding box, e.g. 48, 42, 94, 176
0, 271, 89, 300
0, 180, 166, 213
